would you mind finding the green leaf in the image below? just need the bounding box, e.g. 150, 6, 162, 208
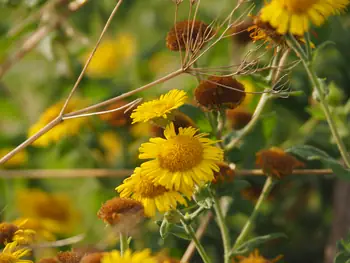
334, 252, 350, 263
155, 220, 191, 240
312, 40, 336, 67
286, 145, 350, 180
231, 233, 287, 255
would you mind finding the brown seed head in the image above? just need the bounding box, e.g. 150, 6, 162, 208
57, 251, 82, 263
256, 147, 305, 178
212, 162, 235, 184
195, 76, 246, 110
230, 20, 254, 45
98, 100, 135, 127
80, 253, 104, 263
97, 197, 144, 226
38, 258, 59, 263
166, 20, 214, 52
0, 222, 19, 244
226, 109, 252, 130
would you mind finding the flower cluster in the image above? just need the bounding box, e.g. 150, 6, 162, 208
115, 90, 224, 217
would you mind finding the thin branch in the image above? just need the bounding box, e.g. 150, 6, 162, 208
31, 233, 85, 248
62, 98, 142, 120
59, 0, 124, 116
181, 212, 213, 263
0, 169, 333, 179
0, 23, 57, 79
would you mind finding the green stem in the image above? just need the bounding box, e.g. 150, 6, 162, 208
232, 177, 275, 250
225, 93, 271, 150
213, 196, 231, 263
180, 219, 212, 263
119, 232, 129, 256
287, 36, 350, 168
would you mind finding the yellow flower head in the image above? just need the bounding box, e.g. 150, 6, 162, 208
101, 249, 157, 263
0, 241, 33, 263
260, 0, 349, 36
12, 218, 56, 242
28, 99, 88, 147
130, 90, 188, 124
138, 122, 224, 195
98, 131, 122, 164
235, 249, 282, 263
16, 189, 80, 234
0, 220, 36, 246
84, 33, 136, 78
0, 149, 28, 168
116, 168, 187, 217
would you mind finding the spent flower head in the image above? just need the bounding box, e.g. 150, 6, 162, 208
256, 147, 305, 178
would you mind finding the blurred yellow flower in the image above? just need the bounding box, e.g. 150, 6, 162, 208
130, 122, 153, 138
98, 131, 122, 164
0, 149, 27, 168
84, 33, 137, 78
102, 249, 157, 263
15, 189, 80, 235
28, 98, 88, 147
0, 241, 32, 263
235, 249, 282, 263
12, 218, 56, 242
238, 78, 255, 108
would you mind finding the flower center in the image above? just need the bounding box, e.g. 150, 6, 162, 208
158, 135, 203, 172
0, 254, 17, 263
281, 0, 319, 13
136, 179, 168, 198
35, 198, 70, 222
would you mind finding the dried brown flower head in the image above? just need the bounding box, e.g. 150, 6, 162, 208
80, 252, 104, 263
98, 100, 135, 127
57, 251, 82, 263
230, 20, 254, 45
151, 110, 196, 137
194, 76, 246, 110
0, 222, 19, 244
212, 162, 235, 184
38, 258, 59, 263
166, 20, 214, 52
256, 147, 305, 178
226, 109, 252, 130
97, 197, 144, 226
248, 15, 285, 46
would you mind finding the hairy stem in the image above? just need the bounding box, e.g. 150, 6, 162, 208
213, 196, 231, 263
287, 36, 350, 168
119, 233, 129, 256
180, 219, 212, 263
232, 176, 274, 251
225, 93, 270, 150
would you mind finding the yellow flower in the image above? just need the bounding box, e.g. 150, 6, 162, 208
116, 168, 187, 217
12, 218, 56, 242
0, 149, 27, 168
139, 123, 224, 195
98, 131, 122, 164
0, 241, 33, 263
84, 33, 136, 78
15, 189, 80, 234
101, 249, 157, 263
260, 0, 349, 36
28, 99, 88, 147
235, 249, 282, 263
130, 90, 188, 124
